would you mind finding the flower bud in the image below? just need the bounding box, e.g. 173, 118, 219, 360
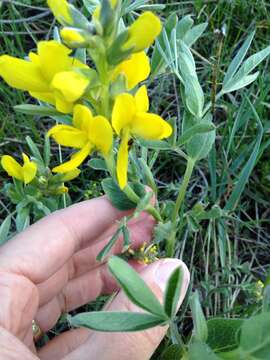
61, 28, 87, 48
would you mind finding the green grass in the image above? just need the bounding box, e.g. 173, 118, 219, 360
1, 0, 270, 357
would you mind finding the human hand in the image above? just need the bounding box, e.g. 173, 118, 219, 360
0, 196, 189, 360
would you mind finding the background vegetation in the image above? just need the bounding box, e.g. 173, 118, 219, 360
1, 0, 270, 358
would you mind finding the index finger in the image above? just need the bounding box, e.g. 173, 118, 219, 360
0, 197, 132, 283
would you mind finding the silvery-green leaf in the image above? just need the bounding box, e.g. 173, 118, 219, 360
176, 15, 194, 39
14, 104, 60, 116
236, 45, 270, 77
224, 30, 255, 85
178, 122, 215, 146
0, 215, 12, 245
183, 22, 208, 47
108, 256, 167, 318
223, 72, 259, 93
70, 312, 164, 332
190, 291, 208, 342
179, 40, 196, 79
184, 75, 204, 118
164, 267, 184, 318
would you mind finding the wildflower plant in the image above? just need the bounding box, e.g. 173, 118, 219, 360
1, 0, 270, 356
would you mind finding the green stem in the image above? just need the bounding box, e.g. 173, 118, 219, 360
124, 185, 162, 222
167, 157, 195, 257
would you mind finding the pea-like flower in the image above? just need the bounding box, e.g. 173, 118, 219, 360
123, 12, 162, 53
48, 105, 113, 173
47, 0, 73, 25
112, 52, 150, 90
0, 41, 90, 114
1, 153, 37, 184
112, 86, 172, 189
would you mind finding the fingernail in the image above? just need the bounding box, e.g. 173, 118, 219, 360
155, 259, 189, 293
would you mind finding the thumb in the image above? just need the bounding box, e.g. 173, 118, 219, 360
67, 258, 190, 360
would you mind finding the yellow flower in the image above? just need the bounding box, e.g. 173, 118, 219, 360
60, 168, 81, 181
123, 12, 162, 53
47, 0, 73, 25
112, 86, 172, 189
0, 41, 90, 114
1, 153, 37, 184
48, 104, 113, 173
112, 52, 150, 90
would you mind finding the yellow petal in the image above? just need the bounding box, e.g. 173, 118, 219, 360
112, 93, 136, 135
52, 71, 89, 102
0, 55, 49, 92
52, 142, 92, 173
132, 113, 172, 140
135, 85, 149, 112
37, 41, 72, 82
73, 104, 93, 132
1, 155, 24, 181
117, 129, 130, 189
54, 94, 74, 114
29, 91, 55, 105
89, 116, 113, 156
22, 160, 37, 184
60, 168, 81, 181
112, 52, 150, 90
48, 124, 88, 149
47, 0, 73, 25
124, 12, 162, 53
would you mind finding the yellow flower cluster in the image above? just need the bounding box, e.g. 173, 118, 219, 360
0, 1, 172, 190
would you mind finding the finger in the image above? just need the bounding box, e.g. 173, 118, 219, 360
38, 329, 91, 360
39, 259, 190, 360
36, 261, 145, 332
0, 197, 134, 283
0, 326, 38, 360
37, 210, 155, 307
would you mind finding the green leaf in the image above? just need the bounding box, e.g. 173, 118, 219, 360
222, 72, 259, 93
26, 136, 43, 164
43, 136, 51, 168
102, 178, 137, 211
88, 158, 108, 171
183, 22, 208, 47
176, 15, 194, 39
108, 256, 167, 318
189, 341, 220, 360
160, 344, 183, 360
236, 45, 270, 77
206, 318, 243, 352
184, 113, 216, 161
96, 227, 122, 262
15, 207, 30, 232
225, 97, 263, 211
179, 122, 215, 147
0, 215, 12, 245
179, 40, 196, 79
190, 291, 208, 342
240, 312, 270, 358
138, 139, 171, 150
224, 31, 255, 85
14, 104, 60, 116
154, 221, 173, 243
184, 75, 204, 118
70, 311, 164, 332
164, 267, 184, 318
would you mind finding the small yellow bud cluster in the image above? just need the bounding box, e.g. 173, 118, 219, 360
127, 242, 159, 265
